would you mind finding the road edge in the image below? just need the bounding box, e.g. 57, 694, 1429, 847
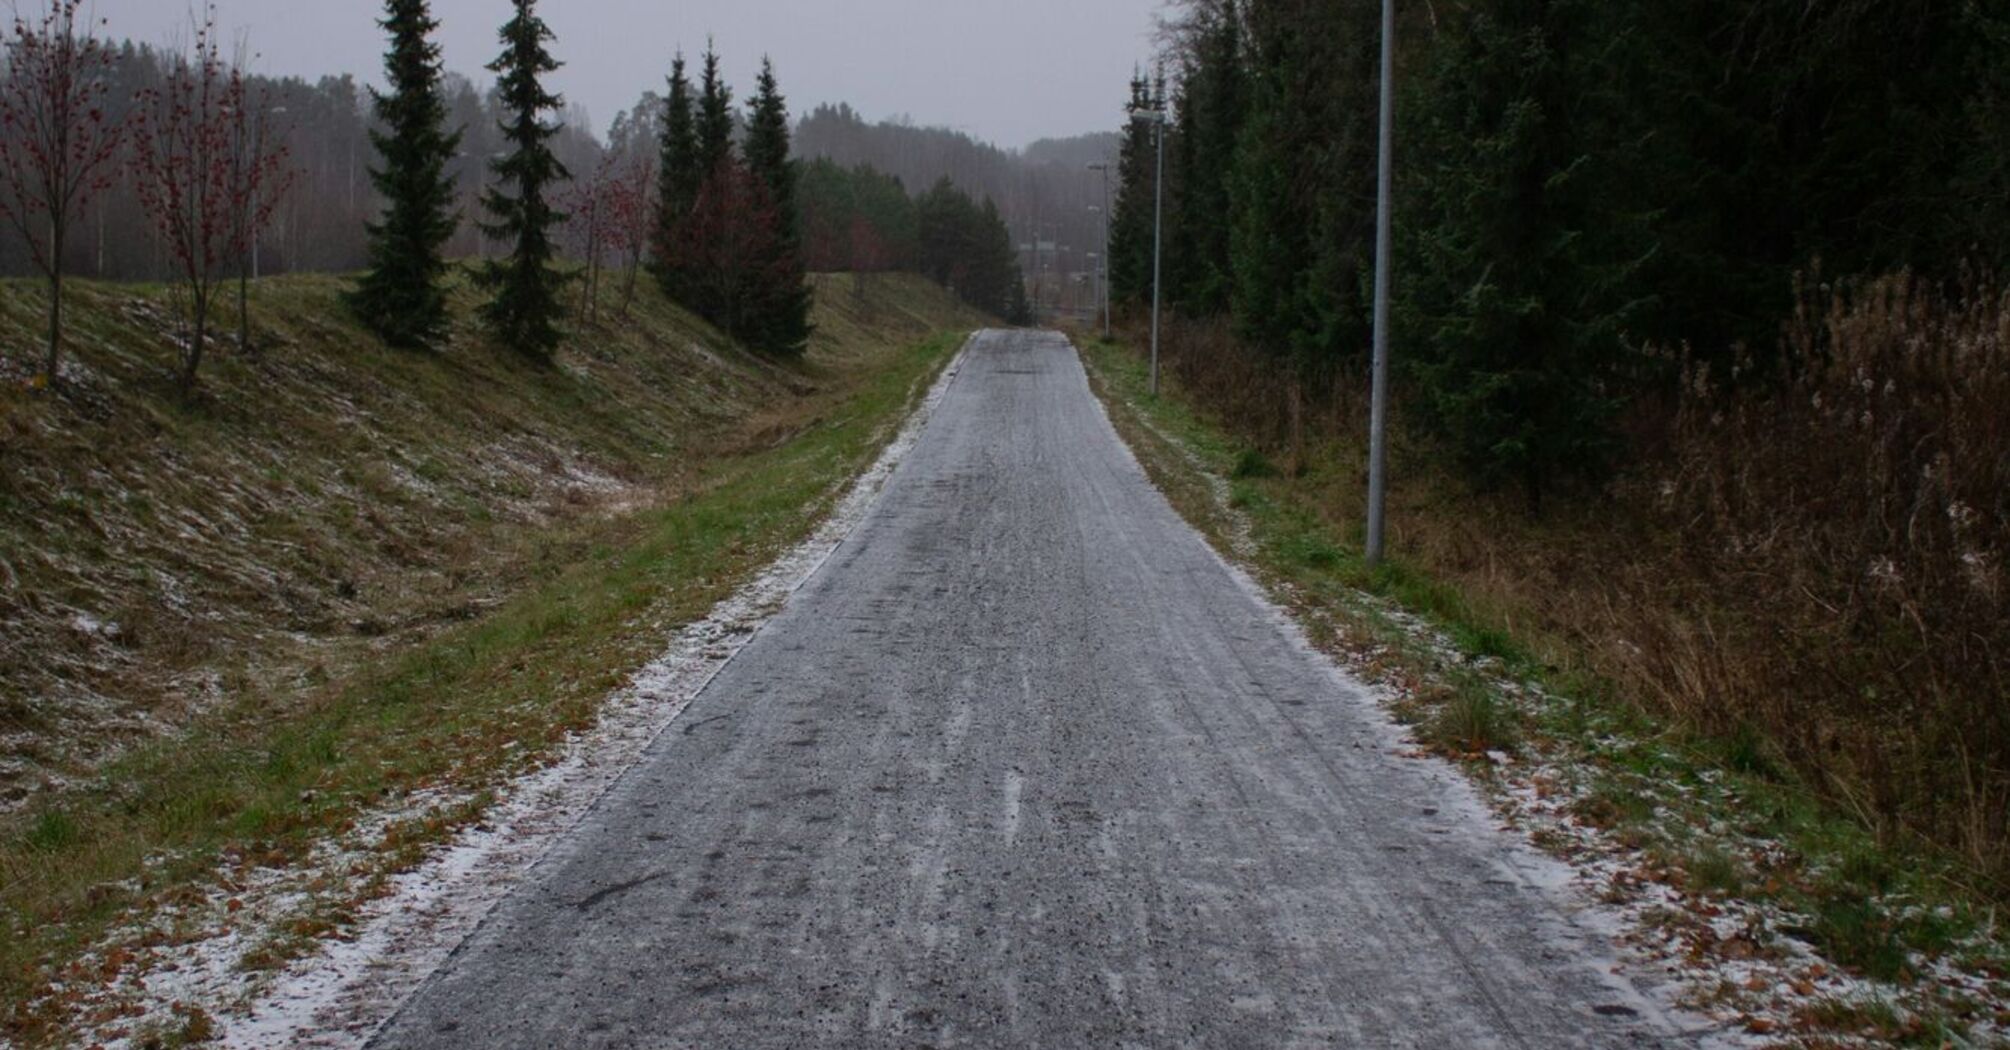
192, 334, 977, 1050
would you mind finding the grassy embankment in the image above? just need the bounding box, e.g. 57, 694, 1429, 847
0, 268, 984, 1043
1079, 322, 2008, 1046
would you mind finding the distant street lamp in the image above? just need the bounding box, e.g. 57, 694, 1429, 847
1085, 247, 1101, 332
1087, 162, 1113, 338
1366, 0, 1396, 568
1129, 93, 1168, 397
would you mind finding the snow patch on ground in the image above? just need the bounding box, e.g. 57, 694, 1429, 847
73, 342, 971, 1050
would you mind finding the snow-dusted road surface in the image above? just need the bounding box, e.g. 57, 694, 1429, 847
370, 330, 1688, 1049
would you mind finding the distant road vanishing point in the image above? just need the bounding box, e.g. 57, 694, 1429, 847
370, 330, 1692, 1050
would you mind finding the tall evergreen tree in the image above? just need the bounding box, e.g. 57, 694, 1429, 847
695, 43, 734, 178
916, 177, 1025, 320
347, 0, 462, 350
744, 58, 796, 244
1108, 72, 1157, 307
739, 57, 812, 354
650, 53, 698, 298
1229, 0, 1379, 370
475, 0, 570, 359
1401, 0, 1652, 509
970, 197, 1025, 320
1167, 0, 1243, 317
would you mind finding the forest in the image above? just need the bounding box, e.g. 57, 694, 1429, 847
1107, 0, 2010, 886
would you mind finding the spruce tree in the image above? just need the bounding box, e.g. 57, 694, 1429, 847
1169, 1, 1242, 317
348, 0, 462, 350
1229, 0, 1379, 370
744, 58, 797, 245
1108, 72, 1157, 307
1006, 274, 1033, 327
740, 57, 812, 355
475, 0, 570, 359
1401, 0, 1651, 510
650, 54, 698, 298
695, 44, 734, 179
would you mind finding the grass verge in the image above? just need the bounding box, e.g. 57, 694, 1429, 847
0, 325, 968, 1045
1077, 331, 2010, 1046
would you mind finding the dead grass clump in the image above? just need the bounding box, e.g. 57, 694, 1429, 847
1119, 271, 2010, 890
1651, 273, 2010, 877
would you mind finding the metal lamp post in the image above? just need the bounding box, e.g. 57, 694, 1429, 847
1365, 0, 1396, 568
1130, 96, 1168, 397
1088, 162, 1113, 338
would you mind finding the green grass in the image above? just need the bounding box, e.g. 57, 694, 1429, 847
0, 270, 980, 1044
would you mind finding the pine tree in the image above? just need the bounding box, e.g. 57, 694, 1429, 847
1006, 274, 1033, 327
970, 197, 1022, 318
695, 43, 734, 179
744, 58, 796, 245
1401, 0, 1652, 509
914, 177, 1025, 320
475, 0, 570, 359
1108, 72, 1157, 307
739, 57, 811, 355
1168, 0, 1243, 317
348, 0, 463, 350
1229, 0, 1379, 370
650, 52, 699, 294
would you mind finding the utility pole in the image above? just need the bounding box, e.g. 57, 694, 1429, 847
1088, 161, 1112, 338
1366, 0, 1396, 568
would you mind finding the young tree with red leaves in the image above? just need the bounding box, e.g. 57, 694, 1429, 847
559, 156, 610, 324
128, 15, 291, 395
0, 0, 123, 385
558, 154, 651, 325
605, 154, 654, 319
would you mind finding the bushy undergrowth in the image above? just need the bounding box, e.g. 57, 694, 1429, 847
1647, 275, 2009, 876
1138, 273, 2010, 889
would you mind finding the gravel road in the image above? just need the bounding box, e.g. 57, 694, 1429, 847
370, 330, 1690, 1049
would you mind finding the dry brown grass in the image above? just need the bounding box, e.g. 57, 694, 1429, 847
1645, 274, 2009, 874
1132, 273, 2010, 889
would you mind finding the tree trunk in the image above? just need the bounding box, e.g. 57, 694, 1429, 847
43, 213, 65, 384
44, 271, 63, 385
621, 256, 640, 319
238, 263, 252, 358
182, 291, 209, 398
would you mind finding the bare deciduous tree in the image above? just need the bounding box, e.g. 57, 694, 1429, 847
605, 153, 653, 319
129, 13, 291, 395
0, 0, 123, 386
559, 156, 609, 325
562, 153, 652, 325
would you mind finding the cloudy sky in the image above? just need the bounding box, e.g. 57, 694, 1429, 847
71, 0, 1167, 148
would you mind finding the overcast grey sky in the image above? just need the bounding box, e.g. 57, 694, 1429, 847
74, 0, 1166, 148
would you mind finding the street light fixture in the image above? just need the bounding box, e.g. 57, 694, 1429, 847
1128, 94, 1167, 397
